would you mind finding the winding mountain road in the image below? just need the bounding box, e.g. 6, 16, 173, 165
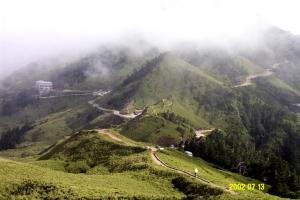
88, 100, 142, 119
233, 62, 283, 88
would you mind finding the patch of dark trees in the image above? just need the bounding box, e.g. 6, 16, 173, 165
0, 123, 34, 150
121, 54, 163, 87
51, 61, 90, 89
172, 176, 224, 199
1, 89, 38, 116
185, 88, 300, 199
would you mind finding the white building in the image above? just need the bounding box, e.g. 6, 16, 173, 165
36, 80, 53, 96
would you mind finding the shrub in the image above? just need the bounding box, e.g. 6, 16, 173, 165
65, 160, 91, 173
107, 155, 150, 172
6, 180, 78, 199
172, 176, 223, 198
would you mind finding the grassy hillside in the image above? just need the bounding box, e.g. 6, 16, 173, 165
0, 129, 284, 199
176, 48, 265, 84
105, 53, 228, 129
157, 149, 283, 200
132, 53, 223, 106
0, 157, 184, 199
232, 56, 264, 75
0, 104, 124, 159
120, 114, 193, 146
264, 76, 300, 96
0, 94, 92, 133
0, 130, 185, 199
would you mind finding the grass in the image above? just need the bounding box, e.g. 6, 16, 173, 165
38, 130, 145, 160
0, 104, 122, 160
0, 130, 185, 199
147, 99, 210, 128
156, 149, 283, 200
0, 95, 91, 131
108, 53, 223, 128
121, 115, 183, 144
0, 105, 97, 160
233, 56, 264, 75
265, 76, 300, 96
0, 128, 287, 199
0, 158, 184, 199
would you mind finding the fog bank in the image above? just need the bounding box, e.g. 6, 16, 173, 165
1, 0, 300, 78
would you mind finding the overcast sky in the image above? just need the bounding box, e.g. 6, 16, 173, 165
1, 0, 300, 76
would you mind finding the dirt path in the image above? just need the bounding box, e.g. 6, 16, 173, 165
150, 147, 164, 166
88, 100, 143, 119
97, 129, 123, 142
96, 129, 211, 183
96, 129, 234, 194
195, 129, 214, 138
150, 148, 236, 194
233, 62, 282, 88
96, 130, 216, 186
150, 148, 210, 183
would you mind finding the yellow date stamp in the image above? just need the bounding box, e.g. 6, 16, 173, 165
228, 183, 265, 191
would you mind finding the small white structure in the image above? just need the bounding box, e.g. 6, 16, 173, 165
36, 80, 53, 96
93, 90, 111, 96
156, 145, 164, 151
185, 151, 193, 157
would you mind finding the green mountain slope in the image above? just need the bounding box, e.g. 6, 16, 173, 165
0, 130, 283, 199
0, 157, 184, 199
106, 53, 227, 125
176, 48, 265, 85
0, 26, 300, 199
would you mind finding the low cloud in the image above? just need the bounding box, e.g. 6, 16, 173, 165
0, 0, 299, 78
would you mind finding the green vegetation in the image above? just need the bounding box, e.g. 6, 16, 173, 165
39, 130, 148, 172
186, 84, 300, 198
172, 176, 224, 199
104, 52, 300, 198
1, 30, 300, 199
0, 105, 102, 158
0, 130, 185, 199
232, 56, 264, 75
0, 123, 34, 150
0, 129, 283, 199
147, 98, 210, 128
157, 149, 281, 199
121, 114, 193, 146
263, 76, 300, 96
178, 48, 264, 84
0, 157, 184, 199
